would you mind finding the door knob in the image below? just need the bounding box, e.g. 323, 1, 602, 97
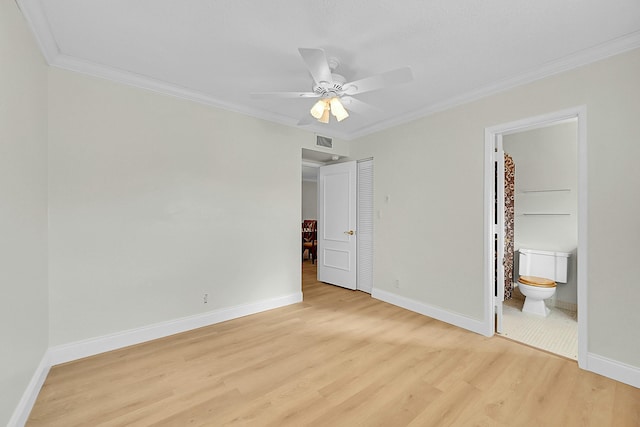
344, 230, 354, 235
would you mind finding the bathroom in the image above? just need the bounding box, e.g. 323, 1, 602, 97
500, 119, 579, 359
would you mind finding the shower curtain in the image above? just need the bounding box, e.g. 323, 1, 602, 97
504, 153, 515, 300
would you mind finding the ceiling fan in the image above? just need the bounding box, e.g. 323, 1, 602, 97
251, 48, 413, 124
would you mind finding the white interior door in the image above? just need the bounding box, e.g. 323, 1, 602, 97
495, 135, 505, 333
318, 161, 357, 290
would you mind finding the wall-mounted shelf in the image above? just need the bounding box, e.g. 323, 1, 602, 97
520, 188, 571, 193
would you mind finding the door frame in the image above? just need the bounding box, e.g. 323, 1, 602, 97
483, 106, 587, 369
300, 152, 375, 294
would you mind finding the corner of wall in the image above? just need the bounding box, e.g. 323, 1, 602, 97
7, 351, 51, 427
371, 288, 491, 337
586, 353, 640, 389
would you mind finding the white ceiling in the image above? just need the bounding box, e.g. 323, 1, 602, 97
18, 0, 640, 140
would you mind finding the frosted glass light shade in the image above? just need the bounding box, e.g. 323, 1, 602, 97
330, 97, 349, 122
319, 107, 330, 123
310, 99, 327, 119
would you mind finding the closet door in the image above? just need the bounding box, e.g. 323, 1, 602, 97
357, 159, 374, 293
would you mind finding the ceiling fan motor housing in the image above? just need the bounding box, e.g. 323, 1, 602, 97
313, 73, 347, 98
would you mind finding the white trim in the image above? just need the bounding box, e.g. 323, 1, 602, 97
7, 351, 51, 427
576, 110, 588, 369
9, 294, 637, 427
483, 129, 497, 337
496, 133, 505, 320
586, 353, 640, 389
348, 32, 640, 140
372, 288, 490, 337
49, 292, 302, 366
8, 293, 301, 425
302, 160, 324, 168
15, 0, 640, 141
484, 106, 588, 368
14, 0, 59, 63
48, 54, 359, 138
371, 289, 639, 390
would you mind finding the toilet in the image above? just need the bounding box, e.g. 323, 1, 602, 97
517, 248, 570, 317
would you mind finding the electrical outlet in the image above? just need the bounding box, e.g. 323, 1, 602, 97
203, 293, 208, 304
394, 279, 400, 288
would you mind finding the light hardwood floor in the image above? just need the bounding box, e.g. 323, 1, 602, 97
28, 261, 639, 426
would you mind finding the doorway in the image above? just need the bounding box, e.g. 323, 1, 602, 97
501, 120, 578, 359
484, 106, 587, 368
301, 149, 328, 267
300, 149, 374, 294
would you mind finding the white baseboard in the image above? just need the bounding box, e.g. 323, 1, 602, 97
8, 351, 51, 427
587, 353, 640, 389
11, 290, 638, 426
9, 292, 301, 426
372, 289, 640, 389
49, 292, 302, 366
372, 288, 490, 337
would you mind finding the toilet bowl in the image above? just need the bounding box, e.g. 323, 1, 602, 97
517, 248, 570, 317
518, 275, 556, 316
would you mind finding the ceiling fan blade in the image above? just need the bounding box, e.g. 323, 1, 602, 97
341, 96, 382, 116
298, 48, 333, 85
251, 91, 320, 99
342, 67, 413, 95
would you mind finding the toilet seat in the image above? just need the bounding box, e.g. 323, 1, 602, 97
518, 275, 556, 288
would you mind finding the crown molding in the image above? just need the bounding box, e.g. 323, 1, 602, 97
17, 0, 640, 141
16, 0, 59, 63
51, 53, 355, 141
347, 30, 640, 140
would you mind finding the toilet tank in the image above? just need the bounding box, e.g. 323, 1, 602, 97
518, 248, 570, 283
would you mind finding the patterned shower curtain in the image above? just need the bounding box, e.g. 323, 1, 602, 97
504, 154, 515, 300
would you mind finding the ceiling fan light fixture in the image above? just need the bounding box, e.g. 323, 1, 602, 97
255, 48, 414, 127
318, 106, 330, 123
310, 99, 327, 119
329, 97, 349, 122
310, 95, 350, 124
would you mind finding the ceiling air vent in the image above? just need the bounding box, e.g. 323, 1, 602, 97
316, 135, 333, 148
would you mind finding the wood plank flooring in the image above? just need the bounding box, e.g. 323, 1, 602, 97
28, 261, 640, 426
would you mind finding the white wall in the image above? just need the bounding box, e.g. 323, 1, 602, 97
4, 8, 640, 420
47, 68, 305, 345
349, 48, 640, 368
504, 122, 578, 304
302, 180, 318, 220
0, 1, 49, 424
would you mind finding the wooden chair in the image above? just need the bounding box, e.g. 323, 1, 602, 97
302, 220, 317, 263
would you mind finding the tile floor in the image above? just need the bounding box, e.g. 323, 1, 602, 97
500, 292, 578, 360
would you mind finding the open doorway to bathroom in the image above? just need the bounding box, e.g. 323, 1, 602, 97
485, 107, 587, 368
501, 119, 578, 359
